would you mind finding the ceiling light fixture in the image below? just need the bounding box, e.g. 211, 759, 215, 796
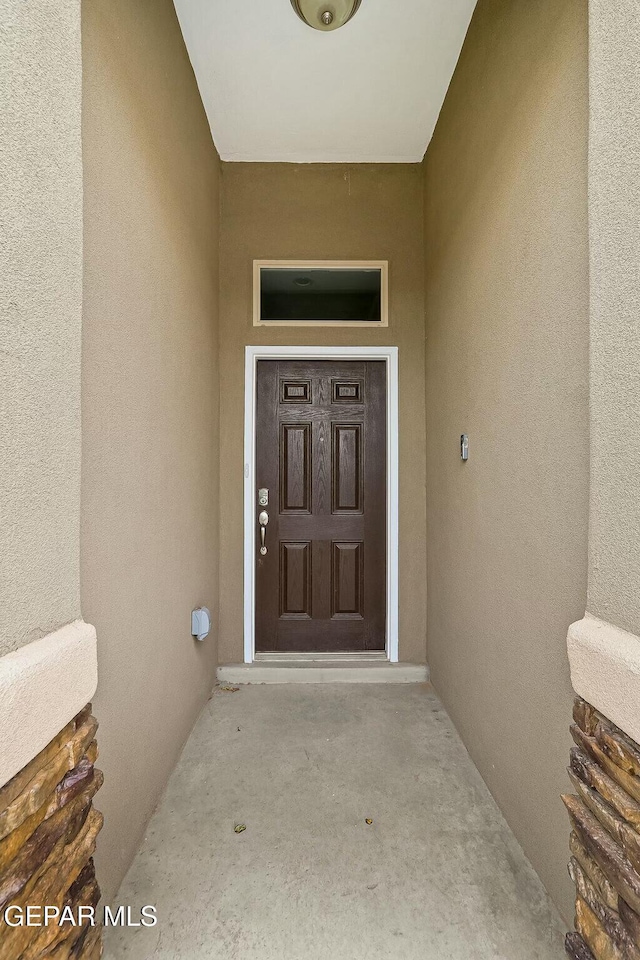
290, 0, 363, 32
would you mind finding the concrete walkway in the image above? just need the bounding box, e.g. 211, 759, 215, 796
105, 684, 566, 960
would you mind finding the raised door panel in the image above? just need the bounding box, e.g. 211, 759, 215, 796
281, 380, 311, 403
332, 542, 364, 619
280, 423, 311, 513
332, 423, 363, 514
332, 379, 363, 403
279, 542, 311, 619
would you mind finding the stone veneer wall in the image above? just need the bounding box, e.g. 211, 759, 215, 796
0, 706, 103, 959
565, 697, 640, 959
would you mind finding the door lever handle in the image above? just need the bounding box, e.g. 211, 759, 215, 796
258, 510, 269, 555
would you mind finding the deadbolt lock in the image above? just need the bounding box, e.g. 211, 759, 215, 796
258, 488, 269, 507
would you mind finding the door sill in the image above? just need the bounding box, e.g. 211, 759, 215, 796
217, 662, 429, 685
254, 651, 388, 663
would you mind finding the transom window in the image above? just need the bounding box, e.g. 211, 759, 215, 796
253, 261, 389, 327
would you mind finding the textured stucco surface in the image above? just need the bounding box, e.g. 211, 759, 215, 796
0, 622, 97, 788
0, 0, 82, 656
81, 0, 221, 902
218, 163, 427, 666
568, 617, 640, 748
587, 0, 640, 638
568, 2, 640, 751
423, 0, 589, 919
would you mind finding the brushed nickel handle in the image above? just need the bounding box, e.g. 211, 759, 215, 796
259, 510, 269, 555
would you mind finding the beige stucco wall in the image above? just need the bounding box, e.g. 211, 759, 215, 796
587, 0, 640, 637
0, 0, 82, 656
566, 1, 640, 754
423, 0, 589, 919
81, 0, 221, 902
219, 163, 427, 665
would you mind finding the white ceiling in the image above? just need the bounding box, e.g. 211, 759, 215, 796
173, 0, 477, 163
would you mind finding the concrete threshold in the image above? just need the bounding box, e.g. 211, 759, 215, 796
217, 661, 429, 684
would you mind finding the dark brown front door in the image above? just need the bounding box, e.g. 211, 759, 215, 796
255, 360, 387, 653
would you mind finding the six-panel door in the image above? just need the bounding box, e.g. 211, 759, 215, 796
255, 360, 387, 653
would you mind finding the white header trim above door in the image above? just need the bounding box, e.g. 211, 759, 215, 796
243, 346, 399, 664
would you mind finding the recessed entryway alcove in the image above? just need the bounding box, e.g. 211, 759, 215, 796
217, 163, 428, 672
9, 0, 636, 956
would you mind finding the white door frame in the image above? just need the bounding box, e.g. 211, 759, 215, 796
243, 345, 400, 664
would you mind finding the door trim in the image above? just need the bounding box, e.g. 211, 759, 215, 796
243, 346, 399, 664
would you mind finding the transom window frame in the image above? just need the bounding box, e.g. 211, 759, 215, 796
252, 259, 389, 328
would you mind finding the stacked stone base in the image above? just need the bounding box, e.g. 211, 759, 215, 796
564, 697, 640, 960
0, 705, 103, 959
